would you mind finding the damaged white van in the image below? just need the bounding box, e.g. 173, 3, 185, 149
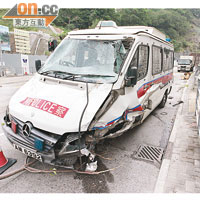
2, 21, 174, 168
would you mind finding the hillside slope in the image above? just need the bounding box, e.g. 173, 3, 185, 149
52, 8, 200, 52
1, 8, 200, 52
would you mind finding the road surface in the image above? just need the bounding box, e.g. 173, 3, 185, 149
0, 70, 187, 193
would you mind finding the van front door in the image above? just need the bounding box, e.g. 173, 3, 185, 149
125, 44, 152, 120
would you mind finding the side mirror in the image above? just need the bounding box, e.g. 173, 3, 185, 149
48, 40, 57, 52
35, 60, 41, 72
125, 67, 138, 87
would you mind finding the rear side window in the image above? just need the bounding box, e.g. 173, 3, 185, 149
129, 45, 149, 81
168, 51, 174, 69
152, 46, 162, 75
163, 49, 174, 71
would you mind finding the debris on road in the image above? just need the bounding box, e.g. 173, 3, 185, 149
160, 112, 167, 115
0, 156, 120, 180
85, 161, 98, 172
181, 72, 191, 80
95, 153, 112, 161
172, 100, 184, 107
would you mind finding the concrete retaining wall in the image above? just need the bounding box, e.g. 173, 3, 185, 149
0, 53, 47, 75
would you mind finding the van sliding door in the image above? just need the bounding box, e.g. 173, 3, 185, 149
150, 45, 163, 108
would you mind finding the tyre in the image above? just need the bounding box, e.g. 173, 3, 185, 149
158, 92, 168, 108
177, 70, 180, 72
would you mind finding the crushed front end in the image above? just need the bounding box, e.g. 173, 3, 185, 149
2, 109, 96, 168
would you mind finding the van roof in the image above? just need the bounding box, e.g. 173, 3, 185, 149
68, 23, 167, 41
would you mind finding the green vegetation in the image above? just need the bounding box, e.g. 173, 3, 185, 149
1, 8, 200, 52
0, 9, 13, 30
53, 8, 200, 52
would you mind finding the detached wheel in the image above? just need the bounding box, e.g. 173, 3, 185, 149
158, 92, 168, 108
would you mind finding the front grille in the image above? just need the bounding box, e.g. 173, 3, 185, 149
10, 116, 60, 153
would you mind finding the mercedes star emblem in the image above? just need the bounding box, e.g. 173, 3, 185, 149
22, 122, 32, 137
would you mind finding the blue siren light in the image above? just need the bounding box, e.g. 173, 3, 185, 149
166, 38, 171, 42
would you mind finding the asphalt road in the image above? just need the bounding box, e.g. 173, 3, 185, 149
0, 70, 187, 193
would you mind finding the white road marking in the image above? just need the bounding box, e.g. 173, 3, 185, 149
0, 133, 4, 136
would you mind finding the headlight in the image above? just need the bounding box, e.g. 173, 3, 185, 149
88, 90, 119, 130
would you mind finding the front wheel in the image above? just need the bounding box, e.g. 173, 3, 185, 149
158, 92, 168, 108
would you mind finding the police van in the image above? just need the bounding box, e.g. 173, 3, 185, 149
2, 21, 174, 168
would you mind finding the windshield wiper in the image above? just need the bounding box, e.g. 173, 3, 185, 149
39, 70, 81, 80
39, 70, 116, 80
39, 70, 74, 76
78, 74, 116, 77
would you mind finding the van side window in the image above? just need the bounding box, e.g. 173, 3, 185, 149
163, 49, 174, 71
128, 45, 149, 81
163, 49, 169, 71
152, 46, 162, 75
138, 46, 149, 80
130, 48, 138, 68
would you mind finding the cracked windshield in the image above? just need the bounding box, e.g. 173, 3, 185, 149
40, 39, 127, 83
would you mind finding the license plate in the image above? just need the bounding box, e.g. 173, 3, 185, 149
13, 143, 42, 162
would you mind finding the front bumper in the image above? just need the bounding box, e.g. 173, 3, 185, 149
1, 117, 82, 168
178, 66, 191, 71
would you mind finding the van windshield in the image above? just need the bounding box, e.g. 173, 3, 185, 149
40, 38, 127, 83
178, 59, 191, 65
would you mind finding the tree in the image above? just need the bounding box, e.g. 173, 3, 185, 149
52, 8, 200, 52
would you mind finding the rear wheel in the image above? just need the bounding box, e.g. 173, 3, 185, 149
158, 92, 168, 108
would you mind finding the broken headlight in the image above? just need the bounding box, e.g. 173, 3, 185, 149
54, 132, 86, 156
88, 90, 119, 130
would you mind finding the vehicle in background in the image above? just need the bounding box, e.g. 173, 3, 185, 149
2, 21, 174, 169
177, 56, 194, 72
